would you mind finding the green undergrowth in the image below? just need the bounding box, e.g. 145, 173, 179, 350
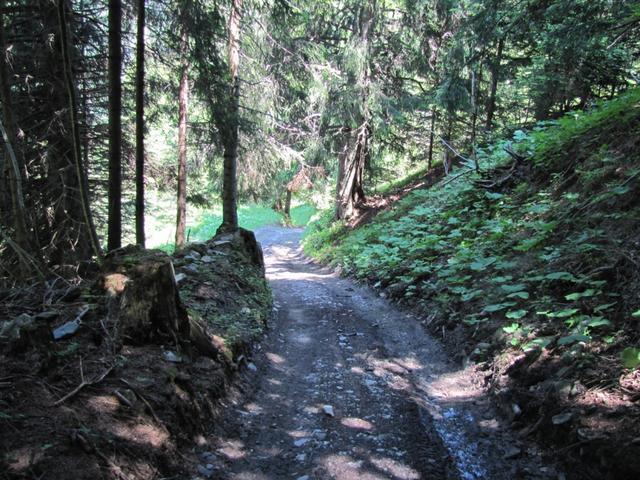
373, 164, 432, 194
174, 234, 272, 353
305, 88, 640, 370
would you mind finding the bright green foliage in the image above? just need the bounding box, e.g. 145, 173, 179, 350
304, 89, 640, 364
621, 348, 640, 369
150, 202, 316, 252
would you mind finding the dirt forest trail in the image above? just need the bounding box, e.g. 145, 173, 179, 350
199, 226, 560, 480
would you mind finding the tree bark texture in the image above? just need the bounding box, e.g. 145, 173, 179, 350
57, 0, 101, 258
0, 1, 29, 254
284, 188, 292, 220
108, 0, 122, 251
335, 2, 373, 220
135, 0, 145, 247
427, 109, 437, 170
336, 125, 368, 220
175, 32, 189, 248
485, 37, 503, 131
219, 0, 243, 234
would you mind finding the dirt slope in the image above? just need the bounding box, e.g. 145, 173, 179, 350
0, 232, 270, 480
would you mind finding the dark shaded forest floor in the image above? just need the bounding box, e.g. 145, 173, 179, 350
0, 233, 271, 480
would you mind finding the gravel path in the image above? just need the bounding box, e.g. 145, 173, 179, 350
196, 226, 559, 480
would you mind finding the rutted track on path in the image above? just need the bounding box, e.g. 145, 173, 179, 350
199, 226, 559, 480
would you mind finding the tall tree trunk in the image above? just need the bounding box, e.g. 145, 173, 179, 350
485, 37, 503, 131
0, 1, 29, 254
175, 32, 189, 248
427, 109, 437, 170
335, 2, 374, 220
219, 0, 243, 234
470, 66, 482, 172
57, 0, 101, 258
336, 125, 368, 219
107, 0, 122, 251
283, 188, 292, 221
135, 0, 145, 247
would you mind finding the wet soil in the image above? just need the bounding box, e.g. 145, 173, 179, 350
201, 226, 560, 480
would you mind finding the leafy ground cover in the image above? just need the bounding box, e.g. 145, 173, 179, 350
304, 88, 640, 479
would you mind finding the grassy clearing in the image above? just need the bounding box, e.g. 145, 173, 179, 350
145, 195, 317, 252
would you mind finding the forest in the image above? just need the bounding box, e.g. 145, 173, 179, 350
1, 0, 639, 479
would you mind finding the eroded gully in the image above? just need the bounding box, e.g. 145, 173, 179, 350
197, 226, 560, 480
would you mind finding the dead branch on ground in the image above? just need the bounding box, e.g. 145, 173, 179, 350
52, 362, 115, 406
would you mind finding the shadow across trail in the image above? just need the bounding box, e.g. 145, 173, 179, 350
203, 226, 557, 480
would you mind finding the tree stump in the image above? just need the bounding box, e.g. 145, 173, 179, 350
102, 246, 190, 344
101, 246, 226, 365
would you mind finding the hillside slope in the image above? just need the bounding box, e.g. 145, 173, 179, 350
304, 88, 640, 479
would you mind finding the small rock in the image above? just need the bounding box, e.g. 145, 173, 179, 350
0, 314, 34, 341
196, 465, 213, 478
174, 273, 187, 284
163, 351, 183, 363
199, 451, 215, 461
247, 362, 258, 372
313, 430, 327, 440
296, 476, 310, 480
322, 405, 335, 417
241, 307, 251, 315
189, 251, 201, 260
551, 412, 573, 425
294, 438, 310, 447
503, 446, 521, 459
53, 318, 81, 340
201, 255, 214, 263
183, 263, 199, 273
295, 453, 307, 462
512, 403, 522, 417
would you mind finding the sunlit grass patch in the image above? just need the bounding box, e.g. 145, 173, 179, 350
145, 193, 317, 251
290, 203, 317, 226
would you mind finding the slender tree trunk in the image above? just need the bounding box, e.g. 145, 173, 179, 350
107, 0, 122, 251
0, 1, 29, 253
57, 0, 101, 258
284, 188, 292, 220
219, 0, 243, 234
427, 109, 437, 170
485, 37, 503, 131
335, 2, 374, 220
470, 66, 482, 172
175, 32, 189, 248
135, 0, 145, 247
